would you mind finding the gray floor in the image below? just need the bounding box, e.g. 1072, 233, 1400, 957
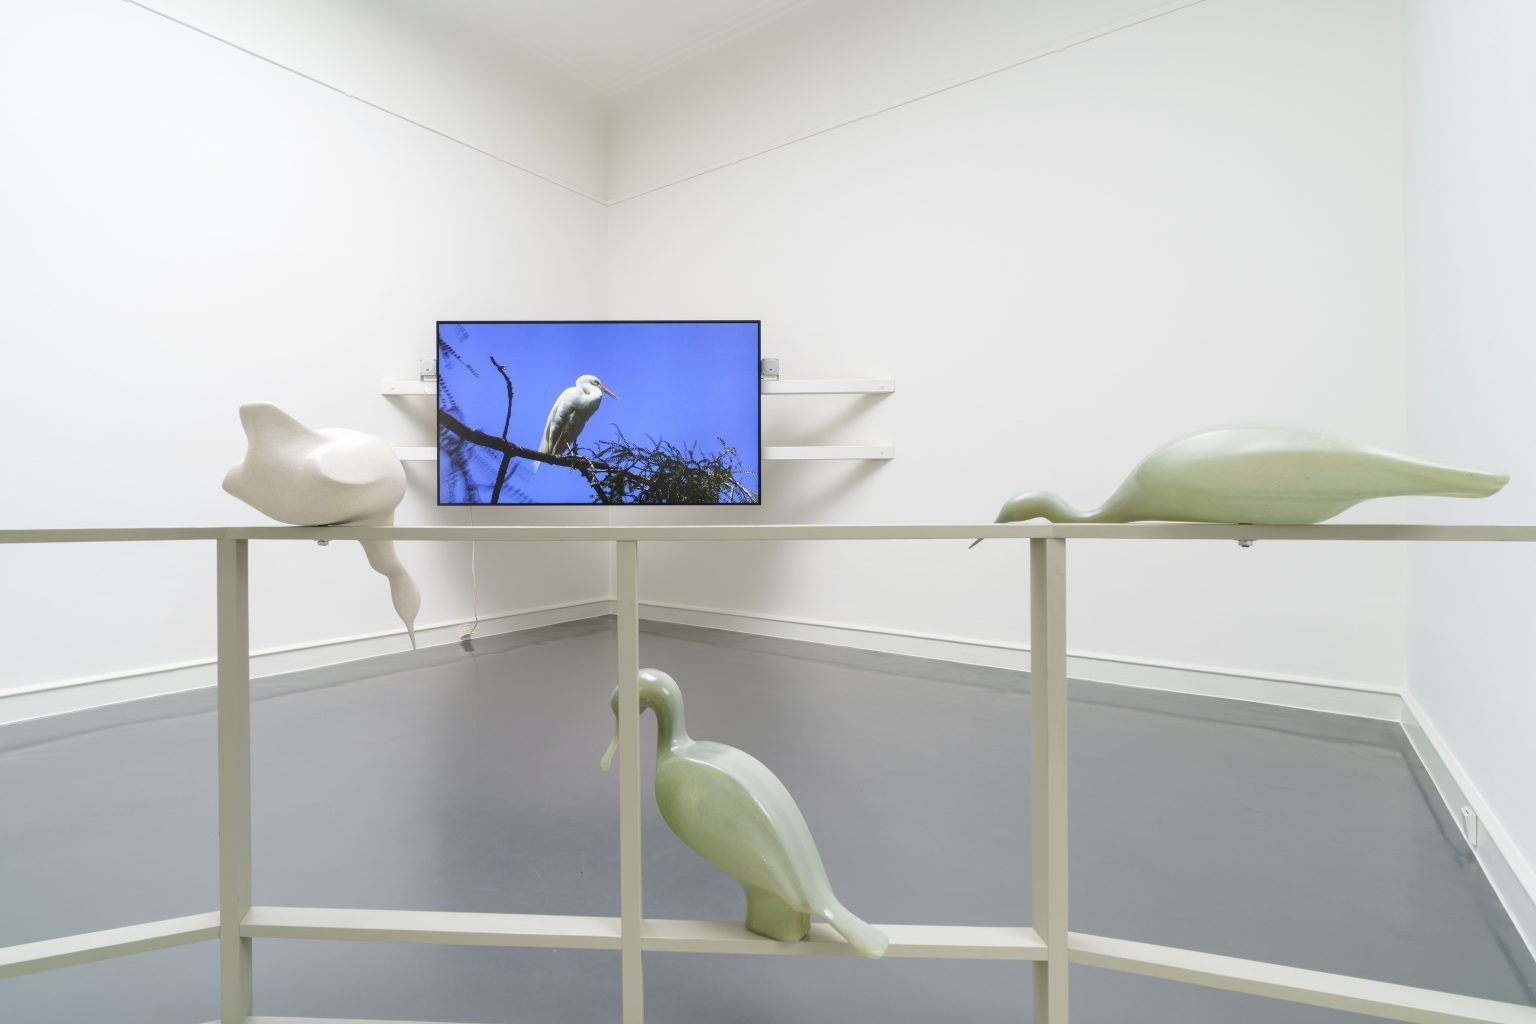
2, 618, 1533, 1023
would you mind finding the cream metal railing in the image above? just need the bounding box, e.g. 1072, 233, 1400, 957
3, 523, 1536, 1024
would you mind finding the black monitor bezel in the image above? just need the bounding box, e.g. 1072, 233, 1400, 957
435, 319, 763, 508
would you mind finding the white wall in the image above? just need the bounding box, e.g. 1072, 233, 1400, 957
607, 0, 1192, 200
608, 0, 1416, 689
0, 0, 612, 701
1405, 0, 1536, 903
138, 0, 608, 200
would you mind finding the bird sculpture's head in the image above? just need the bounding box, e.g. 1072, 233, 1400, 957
578, 374, 618, 400
969, 491, 1077, 548
600, 668, 684, 771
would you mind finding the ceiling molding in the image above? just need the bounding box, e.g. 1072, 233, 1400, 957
501, 36, 613, 97
349, 0, 817, 101
603, 0, 814, 95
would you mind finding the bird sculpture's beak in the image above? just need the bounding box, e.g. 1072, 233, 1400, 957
599, 384, 618, 399
970, 503, 1013, 548
600, 725, 619, 772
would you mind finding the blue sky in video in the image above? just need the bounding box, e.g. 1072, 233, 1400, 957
437, 321, 760, 505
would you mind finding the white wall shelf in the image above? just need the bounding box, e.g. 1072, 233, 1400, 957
760, 376, 894, 461
764, 445, 893, 461
760, 378, 895, 394
381, 379, 436, 395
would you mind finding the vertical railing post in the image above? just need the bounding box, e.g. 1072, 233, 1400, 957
1031, 537, 1068, 1023
616, 540, 644, 1024
216, 538, 253, 1022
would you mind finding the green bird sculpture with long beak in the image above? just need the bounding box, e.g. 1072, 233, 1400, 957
601, 668, 888, 958
973, 424, 1508, 546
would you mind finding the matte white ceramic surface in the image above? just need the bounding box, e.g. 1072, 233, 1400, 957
222, 403, 420, 647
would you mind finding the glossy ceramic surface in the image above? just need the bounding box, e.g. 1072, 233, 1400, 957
602, 668, 888, 958
986, 424, 1507, 529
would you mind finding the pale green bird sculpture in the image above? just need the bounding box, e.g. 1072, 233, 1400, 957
601, 669, 889, 958
974, 424, 1508, 545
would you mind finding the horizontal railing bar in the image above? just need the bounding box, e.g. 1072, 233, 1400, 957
1069, 932, 1536, 1024
175, 523, 1536, 542
87, 524, 1075, 543
0, 527, 227, 544
16, 914, 1533, 1022
239, 908, 1043, 960
1045, 523, 1536, 542
641, 919, 1046, 959
241, 907, 621, 950
5, 524, 1536, 545
0, 912, 220, 979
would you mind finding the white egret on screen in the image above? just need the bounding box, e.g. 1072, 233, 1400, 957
536, 374, 618, 471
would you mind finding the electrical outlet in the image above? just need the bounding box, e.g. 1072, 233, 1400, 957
1461, 806, 1479, 848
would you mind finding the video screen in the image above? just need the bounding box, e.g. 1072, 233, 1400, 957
437, 321, 761, 506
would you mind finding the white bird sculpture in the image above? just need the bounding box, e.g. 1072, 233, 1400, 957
601, 669, 888, 958
222, 402, 421, 648
975, 424, 1508, 544
536, 374, 617, 470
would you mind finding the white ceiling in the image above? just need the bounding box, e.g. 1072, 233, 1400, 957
419, 0, 814, 96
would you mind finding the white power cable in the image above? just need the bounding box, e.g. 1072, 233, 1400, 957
462, 506, 480, 639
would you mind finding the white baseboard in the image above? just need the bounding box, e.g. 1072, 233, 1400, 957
0, 596, 1401, 728
0, 599, 613, 728
1400, 693, 1536, 958
637, 601, 1404, 720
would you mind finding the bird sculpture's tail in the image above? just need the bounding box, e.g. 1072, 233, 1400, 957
1407, 462, 1509, 498
820, 901, 889, 959
359, 536, 420, 650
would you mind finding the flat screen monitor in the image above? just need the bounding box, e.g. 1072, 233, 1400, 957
437, 320, 761, 506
